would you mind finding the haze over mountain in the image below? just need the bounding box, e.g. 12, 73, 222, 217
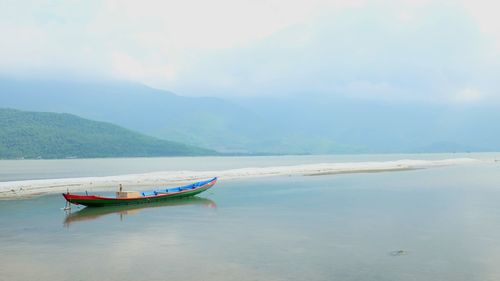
0, 78, 266, 153
1, 78, 498, 154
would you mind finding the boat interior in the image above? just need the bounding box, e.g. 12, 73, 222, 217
140, 177, 216, 197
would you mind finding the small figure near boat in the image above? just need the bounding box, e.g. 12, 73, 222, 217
63, 177, 217, 207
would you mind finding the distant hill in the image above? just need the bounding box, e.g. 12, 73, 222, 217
0, 108, 216, 159
0, 78, 498, 154
0, 78, 267, 153
0, 79, 369, 154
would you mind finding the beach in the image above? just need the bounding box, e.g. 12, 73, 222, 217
0, 157, 480, 198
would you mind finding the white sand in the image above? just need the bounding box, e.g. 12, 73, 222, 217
0, 158, 479, 198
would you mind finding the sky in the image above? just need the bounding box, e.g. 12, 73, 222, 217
1, 0, 499, 104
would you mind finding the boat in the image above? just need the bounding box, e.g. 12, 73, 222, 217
62, 177, 217, 207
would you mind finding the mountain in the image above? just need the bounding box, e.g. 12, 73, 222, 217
0, 78, 368, 154
0, 78, 268, 153
0, 108, 216, 159
1, 78, 498, 154
235, 95, 500, 153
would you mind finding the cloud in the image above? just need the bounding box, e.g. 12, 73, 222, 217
0, 0, 356, 78
0, 0, 499, 105
111, 52, 176, 82
462, 0, 500, 53
170, 1, 500, 104
453, 88, 484, 103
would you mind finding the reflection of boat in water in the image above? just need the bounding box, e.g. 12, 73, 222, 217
63, 177, 217, 207
64, 197, 217, 226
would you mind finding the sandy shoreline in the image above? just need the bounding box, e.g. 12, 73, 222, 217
0, 158, 479, 199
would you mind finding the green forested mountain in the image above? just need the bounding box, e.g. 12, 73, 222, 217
0, 108, 216, 159
0, 79, 498, 154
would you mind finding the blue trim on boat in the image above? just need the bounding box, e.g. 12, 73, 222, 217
142, 177, 217, 197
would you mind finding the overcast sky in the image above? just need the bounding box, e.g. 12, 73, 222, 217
1, 0, 499, 104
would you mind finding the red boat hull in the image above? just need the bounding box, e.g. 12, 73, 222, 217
63, 177, 217, 207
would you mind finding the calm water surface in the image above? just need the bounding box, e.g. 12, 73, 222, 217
0, 153, 496, 182
0, 156, 500, 280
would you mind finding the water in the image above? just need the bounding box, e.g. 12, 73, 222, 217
0, 152, 496, 182
0, 155, 500, 280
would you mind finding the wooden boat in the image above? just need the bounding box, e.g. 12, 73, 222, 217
63, 177, 217, 207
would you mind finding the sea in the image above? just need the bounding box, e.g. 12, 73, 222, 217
0, 153, 499, 281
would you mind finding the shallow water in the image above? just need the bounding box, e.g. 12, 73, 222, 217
0, 152, 497, 182
1, 159, 500, 281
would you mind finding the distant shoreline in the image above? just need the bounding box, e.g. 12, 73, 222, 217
0, 158, 480, 199
2, 151, 498, 161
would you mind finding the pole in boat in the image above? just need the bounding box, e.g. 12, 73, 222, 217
63, 188, 71, 211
